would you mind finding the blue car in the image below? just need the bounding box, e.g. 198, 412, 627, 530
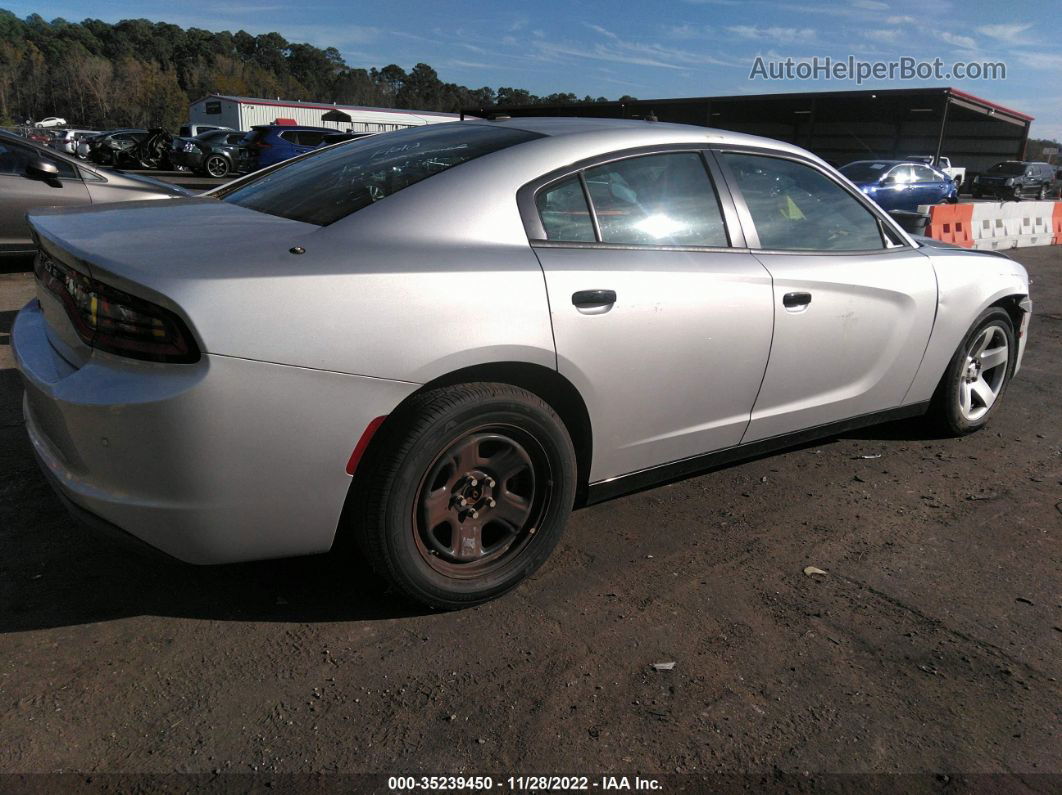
240, 124, 335, 170
839, 160, 958, 212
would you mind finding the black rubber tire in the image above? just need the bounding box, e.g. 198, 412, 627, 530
352, 383, 577, 609
927, 307, 1016, 436
204, 155, 230, 178
1038, 185, 1047, 200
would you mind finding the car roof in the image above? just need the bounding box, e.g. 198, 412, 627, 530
461, 116, 815, 160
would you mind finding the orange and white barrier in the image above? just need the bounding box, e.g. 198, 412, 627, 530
922, 201, 1062, 250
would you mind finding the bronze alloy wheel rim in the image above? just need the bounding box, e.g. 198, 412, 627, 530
412, 426, 550, 578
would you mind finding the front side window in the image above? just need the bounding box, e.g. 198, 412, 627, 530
582, 152, 728, 246
220, 123, 542, 226
723, 152, 886, 252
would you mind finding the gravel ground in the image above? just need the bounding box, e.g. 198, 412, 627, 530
0, 246, 1059, 789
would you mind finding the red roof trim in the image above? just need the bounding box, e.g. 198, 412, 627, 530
947, 87, 1034, 122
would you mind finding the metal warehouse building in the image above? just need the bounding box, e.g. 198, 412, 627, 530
188, 94, 460, 133
465, 87, 1032, 177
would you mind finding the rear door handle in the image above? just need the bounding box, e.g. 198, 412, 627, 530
572, 289, 617, 307
782, 291, 812, 309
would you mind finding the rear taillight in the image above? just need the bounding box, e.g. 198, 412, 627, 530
36, 254, 199, 363
253, 140, 271, 149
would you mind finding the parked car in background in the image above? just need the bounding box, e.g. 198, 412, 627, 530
0, 129, 187, 255
239, 124, 334, 170
840, 160, 958, 212
906, 155, 965, 187
170, 129, 248, 177
48, 129, 99, 155
33, 117, 67, 128
84, 129, 148, 165
178, 123, 233, 138
14, 119, 1030, 609
971, 161, 1058, 201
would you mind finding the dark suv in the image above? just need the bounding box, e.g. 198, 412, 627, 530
972, 161, 1058, 201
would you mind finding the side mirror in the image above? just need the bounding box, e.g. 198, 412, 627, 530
26, 158, 60, 180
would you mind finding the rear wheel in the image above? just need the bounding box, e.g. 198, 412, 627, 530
1038, 185, 1048, 200
352, 383, 577, 609
928, 307, 1015, 436
204, 155, 230, 178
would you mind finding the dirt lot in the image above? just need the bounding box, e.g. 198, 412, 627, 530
0, 247, 1059, 788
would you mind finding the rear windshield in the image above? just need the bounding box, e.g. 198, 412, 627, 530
987, 162, 1026, 175
839, 162, 894, 182
218, 123, 542, 225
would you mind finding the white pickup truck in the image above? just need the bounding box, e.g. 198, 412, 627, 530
907, 155, 965, 187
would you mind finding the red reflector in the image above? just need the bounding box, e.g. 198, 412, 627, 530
346, 416, 387, 475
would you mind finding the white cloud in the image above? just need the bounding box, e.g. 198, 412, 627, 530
885, 15, 915, 24
939, 31, 976, 50
851, 0, 888, 8
864, 29, 900, 43
976, 23, 1032, 43
726, 25, 817, 42
1017, 51, 1062, 70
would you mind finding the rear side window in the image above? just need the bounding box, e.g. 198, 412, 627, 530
724, 152, 886, 251
911, 165, 938, 182
296, 131, 326, 146
583, 153, 728, 246
537, 177, 595, 242
279, 130, 300, 144
219, 124, 543, 225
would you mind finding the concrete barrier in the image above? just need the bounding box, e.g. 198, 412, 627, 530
923, 201, 1061, 249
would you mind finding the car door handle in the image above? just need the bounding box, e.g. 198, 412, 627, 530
572, 289, 617, 307
782, 292, 812, 309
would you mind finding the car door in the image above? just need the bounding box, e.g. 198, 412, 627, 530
0, 140, 90, 252
526, 149, 775, 482
875, 164, 918, 211
910, 164, 944, 205
715, 150, 937, 443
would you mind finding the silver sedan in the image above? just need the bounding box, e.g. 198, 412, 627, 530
13, 118, 1032, 608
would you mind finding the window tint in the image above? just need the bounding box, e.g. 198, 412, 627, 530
0, 141, 29, 175
179, 126, 191, 137
220, 123, 542, 226
0, 142, 76, 178
279, 130, 300, 144
536, 177, 595, 242
724, 153, 885, 251
582, 153, 728, 246
226, 134, 245, 145
297, 131, 326, 146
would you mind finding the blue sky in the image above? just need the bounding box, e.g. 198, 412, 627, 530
8, 0, 1062, 139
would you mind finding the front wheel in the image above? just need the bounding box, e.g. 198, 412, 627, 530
928, 307, 1016, 436
352, 383, 577, 609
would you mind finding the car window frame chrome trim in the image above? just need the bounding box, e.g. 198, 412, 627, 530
707, 144, 918, 254
517, 143, 749, 251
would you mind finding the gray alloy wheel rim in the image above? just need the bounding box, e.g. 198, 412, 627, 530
206, 156, 228, 177
958, 324, 1009, 422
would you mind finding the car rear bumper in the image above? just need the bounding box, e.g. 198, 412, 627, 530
13, 298, 417, 564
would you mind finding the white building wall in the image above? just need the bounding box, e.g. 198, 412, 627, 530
188, 95, 459, 132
